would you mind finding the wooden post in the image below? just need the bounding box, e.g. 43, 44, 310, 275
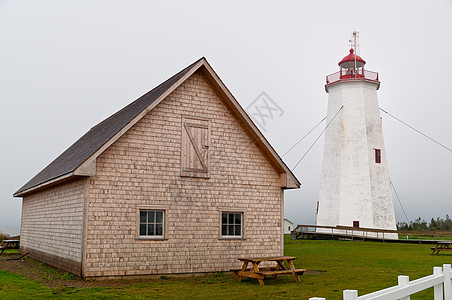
287, 259, 300, 282
444, 264, 451, 300
239, 261, 249, 282
398, 275, 410, 300
433, 266, 444, 300
343, 290, 358, 300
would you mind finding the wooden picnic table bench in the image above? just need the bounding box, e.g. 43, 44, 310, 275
0, 240, 20, 255
232, 256, 306, 286
431, 241, 452, 255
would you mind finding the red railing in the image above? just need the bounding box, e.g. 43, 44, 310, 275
326, 70, 379, 85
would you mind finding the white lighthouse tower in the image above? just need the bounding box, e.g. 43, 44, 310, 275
316, 33, 397, 237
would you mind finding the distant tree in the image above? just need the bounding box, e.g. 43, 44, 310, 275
429, 218, 438, 230
397, 215, 452, 231
397, 222, 409, 230
445, 215, 452, 231
411, 217, 428, 231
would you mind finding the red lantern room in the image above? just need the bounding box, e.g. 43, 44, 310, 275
325, 47, 379, 87
339, 48, 365, 79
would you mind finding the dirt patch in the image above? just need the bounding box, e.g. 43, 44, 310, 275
0, 252, 179, 289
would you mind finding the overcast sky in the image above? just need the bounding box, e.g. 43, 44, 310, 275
1, 0, 451, 235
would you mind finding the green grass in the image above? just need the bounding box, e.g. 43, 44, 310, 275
398, 231, 452, 241
0, 270, 52, 299
1, 238, 451, 299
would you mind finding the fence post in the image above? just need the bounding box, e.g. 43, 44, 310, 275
444, 264, 451, 300
343, 290, 358, 300
398, 275, 410, 300
433, 266, 444, 300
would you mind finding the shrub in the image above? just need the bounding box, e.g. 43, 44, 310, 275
0, 232, 11, 242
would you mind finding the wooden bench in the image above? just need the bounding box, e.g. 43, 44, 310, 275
232, 267, 306, 275
234, 256, 306, 286
259, 269, 306, 276
431, 242, 452, 254
0, 240, 20, 255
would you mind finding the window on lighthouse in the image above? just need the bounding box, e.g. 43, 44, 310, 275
375, 149, 381, 163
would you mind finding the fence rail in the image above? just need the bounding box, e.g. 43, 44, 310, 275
309, 264, 452, 300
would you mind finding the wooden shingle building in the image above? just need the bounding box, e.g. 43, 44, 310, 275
14, 58, 300, 278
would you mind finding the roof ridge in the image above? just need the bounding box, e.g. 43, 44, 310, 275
15, 58, 204, 195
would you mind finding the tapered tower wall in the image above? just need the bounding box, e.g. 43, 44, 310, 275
316, 80, 397, 234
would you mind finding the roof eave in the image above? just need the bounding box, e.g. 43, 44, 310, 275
13, 172, 76, 197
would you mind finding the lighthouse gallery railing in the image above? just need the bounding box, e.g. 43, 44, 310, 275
326, 70, 379, 85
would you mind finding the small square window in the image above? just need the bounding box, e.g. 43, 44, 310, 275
375, 149, 381, 164
139, 210, 164, 237
221, 212, 243, 238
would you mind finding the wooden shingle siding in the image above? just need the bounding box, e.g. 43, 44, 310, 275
83, 72, 283, 277
20, 178, 86, 275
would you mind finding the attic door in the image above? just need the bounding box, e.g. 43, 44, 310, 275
181, 116, 210, 178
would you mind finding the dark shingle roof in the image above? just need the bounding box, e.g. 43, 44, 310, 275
15, 58, 202, 195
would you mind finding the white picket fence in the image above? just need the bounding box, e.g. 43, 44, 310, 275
310, 264, 451, 300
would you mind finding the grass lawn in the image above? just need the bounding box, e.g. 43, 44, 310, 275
1, 237, 451, 299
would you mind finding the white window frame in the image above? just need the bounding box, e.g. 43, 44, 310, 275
136, 205, 169, 240
219, 208, 246, 240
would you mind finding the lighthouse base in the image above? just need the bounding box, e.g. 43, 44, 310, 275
315, 226, 398, 240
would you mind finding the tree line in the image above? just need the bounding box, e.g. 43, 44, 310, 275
397, 215, 452, 231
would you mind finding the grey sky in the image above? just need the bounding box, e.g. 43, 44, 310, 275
1, 0, 451, 234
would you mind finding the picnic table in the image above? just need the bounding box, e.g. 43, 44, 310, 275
0, 239, 20, 254
431, 241, 452, 255
232, 256, 306, 286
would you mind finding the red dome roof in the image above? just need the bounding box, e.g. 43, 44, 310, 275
338, 48, 366, 67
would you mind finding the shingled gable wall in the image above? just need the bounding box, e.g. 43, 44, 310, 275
83, 71, 284, 277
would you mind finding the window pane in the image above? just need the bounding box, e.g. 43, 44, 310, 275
234, 225, 241, 236
222, 225, 228, 236
148, 224, 154, 236
156, 211, 163, 224
140, 211, 147, 223
375, 149, 381, 163
235, 213, 241, 225
140, 224, 147, 236
156, 224, 163, 236
222, 212, 227, 224
148, 211, 155, 223
228, 225, 234, 235
228, 213, 234, 224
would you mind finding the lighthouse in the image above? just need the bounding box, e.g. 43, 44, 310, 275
316, 33, 397, 237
